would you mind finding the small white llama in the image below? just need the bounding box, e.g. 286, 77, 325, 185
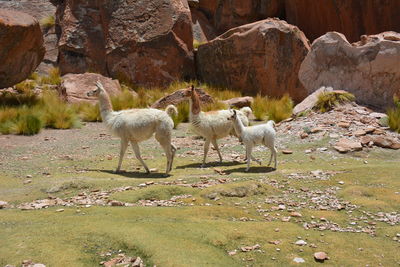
228, 109, 277, 171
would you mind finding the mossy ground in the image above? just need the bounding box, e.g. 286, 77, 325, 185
1, 122, 399, 266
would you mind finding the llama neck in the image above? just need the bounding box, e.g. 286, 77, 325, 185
233, 116, 245, 135
98, 91, 113, 120
189, 91, 201, 115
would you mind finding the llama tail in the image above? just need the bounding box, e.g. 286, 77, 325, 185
165, 105, 178, 117
240, 106, 253, 118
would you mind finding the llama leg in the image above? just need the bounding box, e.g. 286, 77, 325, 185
169, 144, 177, 173
155, 130, 175, 174
211, 139, 223, 163
245, 145, 253, 172
273, 146, 278, 169
131, 142, 150, 173
202, 139, 211, 167
267, 148, 273, 167
251, 154, 262, 165
116, 138, 128, 172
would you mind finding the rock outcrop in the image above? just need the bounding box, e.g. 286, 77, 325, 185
197, 18, 310, 102
151, 87, 213, 109
52, 0, 195, 87
299, 31, 400, 110
59, 73, 127, 103
195, 0, 285, 35
0, 9, 45, 88
285, 0, 400, 42
0, 0, 57, 74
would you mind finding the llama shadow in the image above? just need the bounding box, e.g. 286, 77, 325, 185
176, 161, 243, 169
224, 166, 276, 174
93, 169, 170, 179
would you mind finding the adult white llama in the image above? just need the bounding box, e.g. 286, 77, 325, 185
182, 85, 252, 167
87, 81, 177, 174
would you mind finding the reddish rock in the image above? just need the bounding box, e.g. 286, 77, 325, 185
293, 86, 333, 116
0, 9, 45, 88
196, 0, 285, 35
53, 0, 194, 87
223, 96, 253, 108
334, 138, 363, 153
299, 31, 400, 110
151, 87, 213, 109
197, 18, 310, 102
285, 0, 400, 43
0, 0, 57, 74
314, 251, 329, 262
191, 8, 216, 43
59, 73, 128, 104
372, 136, 400, 149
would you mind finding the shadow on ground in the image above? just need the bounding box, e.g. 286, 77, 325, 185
224, 166, 275, 174
90, 169, 170, 179
176, 161, 243, 169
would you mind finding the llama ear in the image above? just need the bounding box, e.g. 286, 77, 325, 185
233, 109, 237, 115
191, 85, 195, 91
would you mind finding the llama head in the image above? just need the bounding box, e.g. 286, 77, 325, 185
227, 109, 237, 121
182, 85, 195, 98
87, 81, 105, 97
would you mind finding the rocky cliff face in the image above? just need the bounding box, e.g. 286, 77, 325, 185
285, 0, 400, 43
52, 0, 195, 88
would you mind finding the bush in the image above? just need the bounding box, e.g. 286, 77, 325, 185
12, 112, 43, 135
387, 95, 400, 133
40, 67, 61, 85
251, 94, 293, 122
74, 102, 101, 122
40, 91, 80, 129
172, 102, 189, 129
0, 106, 43, 135
315, 91, 355, 113
40, 15, 55, 31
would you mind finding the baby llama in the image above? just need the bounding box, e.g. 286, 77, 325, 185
228, 109, 277, 171
183, 85, 252, 167
87, 81, 177, 174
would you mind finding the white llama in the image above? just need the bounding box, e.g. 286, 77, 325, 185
183, 85, 252, 167
228, 109, 277, 171
87, 81, 177, 174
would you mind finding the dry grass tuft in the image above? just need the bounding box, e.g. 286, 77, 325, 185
251, 94, 293, 122
315, 91, 355, 113
387, 95, 400, 133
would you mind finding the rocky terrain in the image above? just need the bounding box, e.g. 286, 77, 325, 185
0, 0, 400, 266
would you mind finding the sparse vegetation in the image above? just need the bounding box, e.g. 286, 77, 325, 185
193, 40, 206, 49
171, 102, 189, 129
387, 95, 400, 133
315, 91, 355, 113
40, 67, 61, 86
40, 15, 55, 31
251, 94, 293, 122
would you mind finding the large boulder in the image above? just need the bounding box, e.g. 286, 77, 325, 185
151, 87, 213, 109
285, 0, 400, 43
299, 31, 400, 110
59, 73, 126, 103
0, 9, 45, 88
197, 18, 310, 102
52, 0, 195, 87
0, 0, 57, 74
196, 0, 285, 35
